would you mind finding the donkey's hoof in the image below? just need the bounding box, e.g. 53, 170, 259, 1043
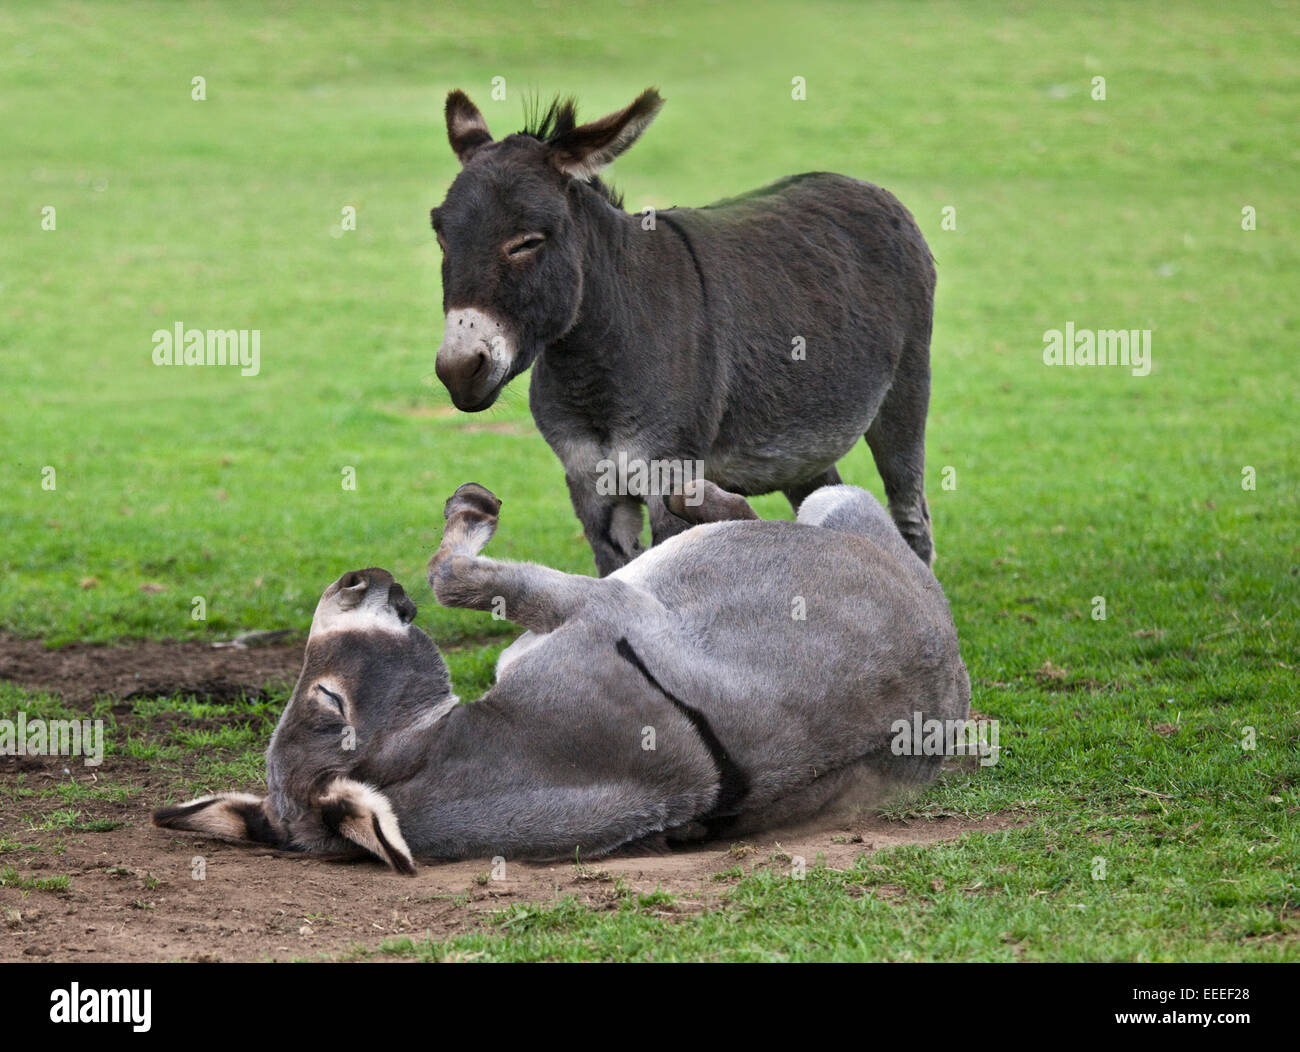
665, 479, 759, 524
443, 482, 501, 522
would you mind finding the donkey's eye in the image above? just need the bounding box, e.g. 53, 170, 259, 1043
315, 685, 346, 718
504, 233, 545, 258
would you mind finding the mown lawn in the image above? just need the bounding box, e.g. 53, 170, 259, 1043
1, 0, 1296, 960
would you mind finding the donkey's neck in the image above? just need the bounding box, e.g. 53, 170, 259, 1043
352, 678, 460, 794
559, 191, 696, 358
536, 190, 698, 430
561, 190, 645, 352
424, 689, 462, 728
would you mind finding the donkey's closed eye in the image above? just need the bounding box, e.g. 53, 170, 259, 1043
504, 233, 545, 258
315, 684, 346, 718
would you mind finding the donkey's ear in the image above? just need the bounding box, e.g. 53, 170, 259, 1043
335, 571, 369, 610
152, 792, 284, 846
319, 778, 416, 875
446, 90, 493, 164
549, 88, 663, 181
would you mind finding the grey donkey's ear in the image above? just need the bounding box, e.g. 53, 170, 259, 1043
319, 779, 416, 876
549, 88, 664, 181
388, 582, 418, 624
445, 90, 492, 163
335, 571, 369, 610
152, 792, 285, 846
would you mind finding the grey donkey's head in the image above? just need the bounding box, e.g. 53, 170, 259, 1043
152, 569, 453, 874
430, 88, 664, 411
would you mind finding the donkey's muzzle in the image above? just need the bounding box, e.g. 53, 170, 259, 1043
436, 307, 511, 411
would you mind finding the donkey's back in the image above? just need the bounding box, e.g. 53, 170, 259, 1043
657, 172, 936, 502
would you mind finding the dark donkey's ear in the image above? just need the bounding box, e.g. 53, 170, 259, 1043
152, 792, 285, 846
445, 90, 493, 164
548, 88, 664, 181
319, 778, 416, 875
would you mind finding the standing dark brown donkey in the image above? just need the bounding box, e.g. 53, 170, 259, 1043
432, 89, 937, 574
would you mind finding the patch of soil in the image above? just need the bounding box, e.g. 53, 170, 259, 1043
1, 773, 1018, 962
0, 634, 304, 706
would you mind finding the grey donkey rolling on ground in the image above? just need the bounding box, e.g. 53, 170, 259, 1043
432, 87, 937, 575
153, 480, 969, 873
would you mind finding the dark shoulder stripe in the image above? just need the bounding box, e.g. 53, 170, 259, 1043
615, 637, 749, 820
657, 212, 710, 311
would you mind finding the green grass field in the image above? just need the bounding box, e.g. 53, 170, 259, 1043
1, 0, 1297, 961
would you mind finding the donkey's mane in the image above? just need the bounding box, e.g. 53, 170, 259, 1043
520, 94, 579, 143
518, 94, 624, 207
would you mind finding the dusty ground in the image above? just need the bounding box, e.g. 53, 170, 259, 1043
1, 635, 1010, 961
0, 632, 304, 706
2, 796, 1011, 962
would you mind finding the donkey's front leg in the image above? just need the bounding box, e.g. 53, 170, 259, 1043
565, 475, 645, 576
428, 483, 598, 633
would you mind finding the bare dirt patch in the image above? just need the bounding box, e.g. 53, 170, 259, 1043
1, 780, 1015, 962
0, 633, 304, 706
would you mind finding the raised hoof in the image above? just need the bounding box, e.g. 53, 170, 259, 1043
443, 482, 501, 522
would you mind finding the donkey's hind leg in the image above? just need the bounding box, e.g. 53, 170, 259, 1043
566, 477, 645, 577
428, 483, 598, 633
864, 360, 933, 565
796, 484, 918, 561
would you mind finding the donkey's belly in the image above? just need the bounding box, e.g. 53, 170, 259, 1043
704, 429, 863, 495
